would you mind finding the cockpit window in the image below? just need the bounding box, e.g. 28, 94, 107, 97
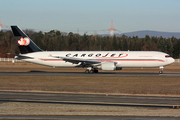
165, 55, 171, 58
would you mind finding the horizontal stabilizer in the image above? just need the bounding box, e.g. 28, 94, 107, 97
6, 53, 34, 59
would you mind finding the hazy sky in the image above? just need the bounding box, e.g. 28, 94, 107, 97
1, 0, 180, 35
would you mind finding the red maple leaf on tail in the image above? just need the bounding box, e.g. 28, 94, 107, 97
18, 37, 27, 46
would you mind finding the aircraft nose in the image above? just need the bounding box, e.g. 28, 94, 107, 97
170, 58, 175, 64
166, 57, 175, 65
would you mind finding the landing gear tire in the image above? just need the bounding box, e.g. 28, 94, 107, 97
89, 70, 94, 74
85, 70, 89, 74
159, 70, 163, 74
94, 70, 98, 73
85, 68, 98, 74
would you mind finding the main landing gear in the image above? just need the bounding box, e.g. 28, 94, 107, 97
85, 67, 98, 74
159, 66, 163, 74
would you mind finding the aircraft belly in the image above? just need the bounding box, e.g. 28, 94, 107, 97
56, 61, 78, 67
117, 61, 160, 67
116, 61, 134, 67
134, 61, 154, 67
39, 61, 77, 67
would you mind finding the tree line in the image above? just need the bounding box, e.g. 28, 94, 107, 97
0, 30, 180, 58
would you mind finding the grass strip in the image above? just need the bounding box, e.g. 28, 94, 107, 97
0, 76, 180, 95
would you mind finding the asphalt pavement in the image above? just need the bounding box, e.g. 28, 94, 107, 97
0, 115, 180, 120
0, 71, 180, 77
0, 91, 180, 108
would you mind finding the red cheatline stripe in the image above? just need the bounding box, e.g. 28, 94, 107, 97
39, 58, 164, 62
96, 59, 164, 62
39, 59, 63, 61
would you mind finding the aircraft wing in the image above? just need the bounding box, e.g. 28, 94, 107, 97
15, 55, 34, 59
51, 56, 101, 66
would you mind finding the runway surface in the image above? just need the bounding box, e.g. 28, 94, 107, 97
0, 71, 180, 77
0, 115, 179, 120
0, 91, 180, 108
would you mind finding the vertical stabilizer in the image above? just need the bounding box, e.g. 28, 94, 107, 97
11, 26, 42, 54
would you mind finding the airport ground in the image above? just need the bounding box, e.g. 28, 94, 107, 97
0, 62, 180, 95
0, 62, 180, 118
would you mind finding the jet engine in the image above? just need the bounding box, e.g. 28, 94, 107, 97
101, 62, 116, 71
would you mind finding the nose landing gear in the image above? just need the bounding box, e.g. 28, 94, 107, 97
159, 66, 164, 74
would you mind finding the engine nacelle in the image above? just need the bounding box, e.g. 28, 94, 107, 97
101, 62, 116, 71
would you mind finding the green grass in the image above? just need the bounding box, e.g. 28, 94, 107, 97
0, 76, 180, 95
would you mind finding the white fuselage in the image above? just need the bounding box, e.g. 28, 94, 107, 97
17, 51, 175, 69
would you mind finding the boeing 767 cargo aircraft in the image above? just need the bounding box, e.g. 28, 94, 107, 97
9, 26, 174, 74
